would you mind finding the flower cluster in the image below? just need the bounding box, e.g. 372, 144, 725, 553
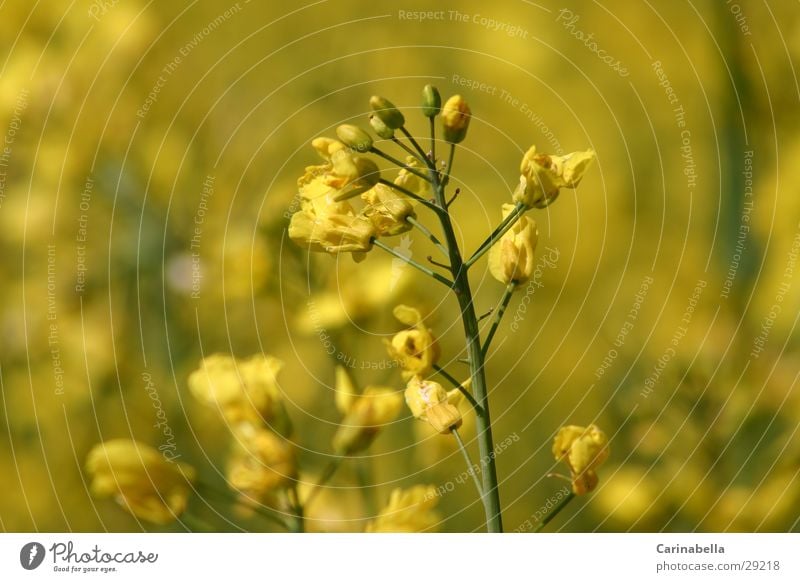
188, 353, 297, 500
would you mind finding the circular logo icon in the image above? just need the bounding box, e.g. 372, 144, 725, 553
20, 542, 46, 570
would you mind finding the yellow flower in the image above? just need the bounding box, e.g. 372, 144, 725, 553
404, 376, 463, 434
394, 157, 433, 199
513, 146, 596, 208
289, 161, 377, 257
385, 305, 440, 380
441, 94, 471, 143
361, 183, 416, 236
366, 485, 441, 532
85, 439, 195, 525
332, 366, 403, 455
552, 424, 609, 495
488, 203, 539, 285
188, 353, 291, 434
308, 137, 381, 199
289, 207, 375, 254
227, 424, 297, 497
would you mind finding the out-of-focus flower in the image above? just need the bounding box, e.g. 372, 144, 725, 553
552, 424, 609, 495
332, 366, 403, 455
441, 94, 471, 143
188, 353, 292, 435
361, 183, 416, 236
227, 424, 297, 497
295, 259, 410, 332
365, 485, 441, 532
404, 376, 463, 434
394, 157, 433, 199
85, 439, 195, 525
385, 305, 441, 380
513, 146, 595, 208
488, 203, 539, 285
370, 95, 405, 129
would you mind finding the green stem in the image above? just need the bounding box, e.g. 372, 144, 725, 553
452, 428, 483, 498
377, 178, 442, 215
407, 216, 449, 258
432, 363, 482, 414
442, 144, 456, 187
373, 238, 454, 288
481, 282, 517, 357
465, 202, 527, 268
370, 146, 431, 181
399, 126, 430, 163
428, 146, 503, 532
429, 117, 436, 165
533, 492, 575, 532
391, 136, 425, 164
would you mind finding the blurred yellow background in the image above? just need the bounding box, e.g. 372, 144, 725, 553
1, 0, 799, 532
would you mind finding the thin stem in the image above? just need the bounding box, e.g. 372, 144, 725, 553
407, 215, 449, 258
391, 136, 425, 164
452, 428, 483, 498
481, 282, 517, 357
429, 117, 436, 165
442, 144, 456, 187
427, 144, 503, 532
399, 126, 430, 163
370, 146, 431, 181
304, 456, 344, 509
533, 492, 575, 532
378, 178, 442, 215
432, 363, 482, 414
373, 238, 454, 288
465, 202, 527, 268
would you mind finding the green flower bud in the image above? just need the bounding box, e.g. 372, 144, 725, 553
370, 95, 405, 129
421, 84, 441, 117
336, 124, 373, 152
369, 114, 394, 139
441, 95, 471, 144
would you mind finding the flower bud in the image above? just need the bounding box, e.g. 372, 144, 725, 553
426, 402, 463, 434
369, 114, 395, 139
441, 94, 471, 143
421, 84, 441, 117
370, 95, 405, 129
336, 123, 373, 153
488, 204, 538, 285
